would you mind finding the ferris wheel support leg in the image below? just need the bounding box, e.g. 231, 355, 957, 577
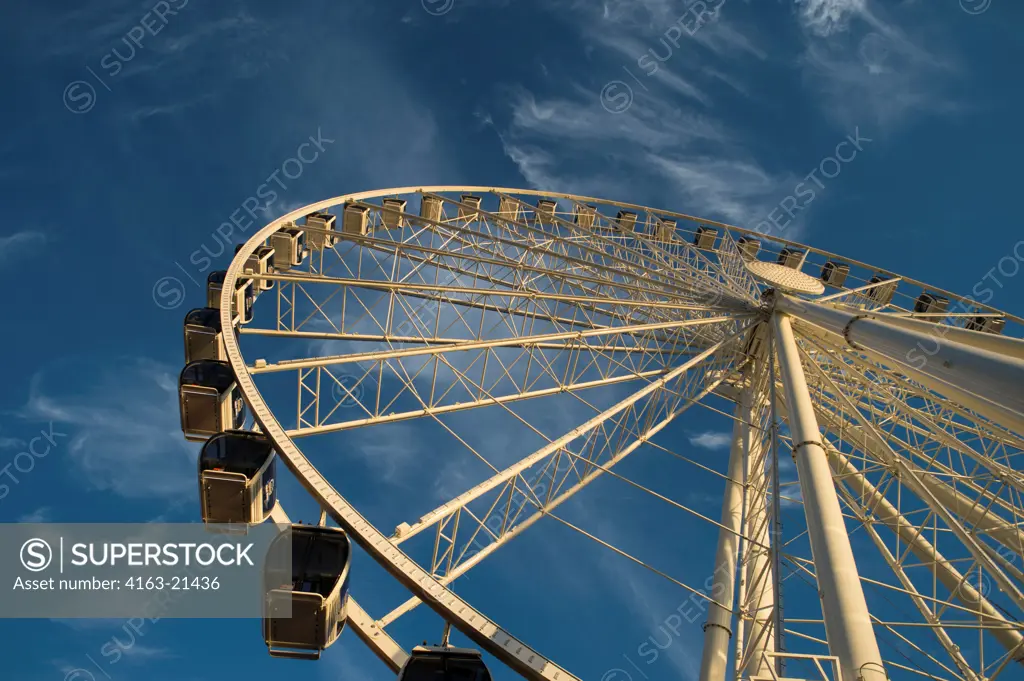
776, 295, 1024, 434
738, 390, 776, 680
772, 312, 887, 681
698, 372, 752, 681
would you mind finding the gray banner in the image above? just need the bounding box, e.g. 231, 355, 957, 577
1, 524, 291, 618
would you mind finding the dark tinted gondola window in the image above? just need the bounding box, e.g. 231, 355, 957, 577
402, 655, 491, 681
291, 531, 349, 597
200, 432, 272, 477
180, 361, 236, 392
185, 308, 222, 331
232, 387, 246, 429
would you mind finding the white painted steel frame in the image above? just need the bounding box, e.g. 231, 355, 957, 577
773, 313, 887, 681
222, 187, 763, 680
216, 186, 1024, 681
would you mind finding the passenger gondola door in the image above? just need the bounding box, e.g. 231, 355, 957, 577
263, 525, 351, 660
271, 225, 306, 271
198, 431, 276, 527
183, 308, 227, 364
179, 360, 245, 443
201, 472, 247, 525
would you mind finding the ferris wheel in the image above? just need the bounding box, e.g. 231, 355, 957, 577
177, 186, 1024, 681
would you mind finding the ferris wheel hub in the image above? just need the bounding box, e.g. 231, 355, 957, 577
745, 260, 826, 296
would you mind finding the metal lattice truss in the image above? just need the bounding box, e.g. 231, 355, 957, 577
765, 327, 1024, 681
220, 187, 1024, 681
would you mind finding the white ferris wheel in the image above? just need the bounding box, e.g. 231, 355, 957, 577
178, 186, 1024, 681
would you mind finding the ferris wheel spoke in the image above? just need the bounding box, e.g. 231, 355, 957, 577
252, 314, 743, 375
795, 320, 1024, 453
266, 278, 733, 374
809, 348, 1024, 483
437, 191, 744, 302
335, 229, 687, 322
794, 319, 1024, 454
256, 271, 724, 339
299, 206, 752, 340
791, 339, 1024, 620
365, 194, 721, 306
819, 430, 1012, 678
260, 314, 750, 436
633, 222, 762, 304
813, 396, 1024, 566
267, 254, 739, 352
796, 332, 1024, 502
796, 336, 1024, 564
371, 329, 753, 628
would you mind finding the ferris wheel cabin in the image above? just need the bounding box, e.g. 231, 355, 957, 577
778, 247, 805, 269
458, 194, 482, 221
305, 211, 337, 250
419, 195, 443, 226
179, 360, 246, 442
966, 315, 1006, 334
198, 430, 277, 528
534, 198, 557, 224
263, 525, 351, 659
397, 646, 493, 681
572, 203, 597, 228
497, 196, 520, 222
867, 275, 896, 305
914, 292, 950, 315
235, 244, 276, 291
694, 225, 718, 250
820, 261, 850, 288
183, 307, 228, 364
381, 198, 407, 229
737, 236, 760, 260
207, 270, 254, 324
654, 217, 676, 241
615, 210, 638, 232
271, 224, 307, 271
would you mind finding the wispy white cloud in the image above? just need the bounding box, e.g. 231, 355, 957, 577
20, 358, 199, 500
493, 85, 797, 227
0, 435, 26, 450
795, 0, 867, 37
483, 3, 804, 229
0, 231, 47, 264
507, 85, 725, 147
115, 644, 174, 661
649, 154, 800, 227
18, 507, 51, 523
795, 1, 963, 129
688, 431, 732, 450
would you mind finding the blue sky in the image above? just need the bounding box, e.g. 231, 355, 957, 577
1, 1, 1023, 680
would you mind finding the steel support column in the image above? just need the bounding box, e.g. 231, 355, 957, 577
739, 409, 776, 680
772, 312, 887, 681
698, 374, 751, 681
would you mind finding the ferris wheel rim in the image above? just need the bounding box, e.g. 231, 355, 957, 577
220, 188, 618, 681
226, 184, 1019, 324
219, 186, 1022, 681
